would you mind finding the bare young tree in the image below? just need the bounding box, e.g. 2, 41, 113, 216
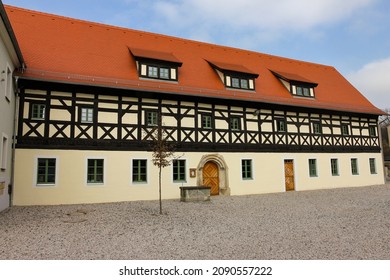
150, 120, 176, 215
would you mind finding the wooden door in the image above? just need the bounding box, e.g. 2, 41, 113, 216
203, 161, 219, 195
284, 160, 295, 191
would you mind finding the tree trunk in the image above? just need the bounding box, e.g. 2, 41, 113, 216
159, 166, 162, 215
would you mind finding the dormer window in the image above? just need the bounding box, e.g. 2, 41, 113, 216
207, 60, 258, 91
271, 70, 318, 98
130, 48, 182, 82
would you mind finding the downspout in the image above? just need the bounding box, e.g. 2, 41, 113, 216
9, 74, 20, 207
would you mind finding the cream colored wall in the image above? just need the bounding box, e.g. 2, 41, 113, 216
14, 149, 385, 206
284, 153, 384, 191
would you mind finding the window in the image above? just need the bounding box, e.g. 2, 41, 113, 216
341, 124, 349, 135
230, 117, 241, 131
142, 64, 177, 81
173, 159, 186, 182
296, 86, 312, 97
31, 103, 46, 120
37, 158, 56, 185
369, 126, 377, 137
202, 114, 213, 129
313, 122, 322, 134
160, 68, 170, 79
133, 159, 147, 183
331, 159, 339, 176
1, 134, 8, 170
241, 159, 253, 180
309, 159, 317, 177
80, 107, 94, 123
240, 79, 249, 89
351, 158, 359, 175
231, 77, 240, 88
148, 66, 158, 78
87, 159, 104, 184
276, 119, 286, 132
5, 65, 12, 102
369, 158, 377, 174
146, 111, 159, 126
228, 76, 254, 90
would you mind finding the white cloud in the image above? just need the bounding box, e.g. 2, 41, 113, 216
142, 0, 379, 50
348, 57, 390, 110
153, 0, 376, 32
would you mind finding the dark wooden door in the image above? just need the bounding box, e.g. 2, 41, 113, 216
203, 161, 219, 195
284, 160, 295, 191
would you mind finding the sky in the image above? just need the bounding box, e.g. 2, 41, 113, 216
3, 0, 390, 110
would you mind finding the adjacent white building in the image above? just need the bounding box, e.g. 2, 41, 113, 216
0, 2, 24, 211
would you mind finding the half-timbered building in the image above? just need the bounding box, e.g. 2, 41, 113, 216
4, 5, 385, 205
0, 2, 24, 211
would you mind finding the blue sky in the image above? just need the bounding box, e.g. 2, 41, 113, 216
3, 0, 390, 110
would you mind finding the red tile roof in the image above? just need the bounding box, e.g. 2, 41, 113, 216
4, 5, 384, 115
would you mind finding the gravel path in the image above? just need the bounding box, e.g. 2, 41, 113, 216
1, 184, 390, 260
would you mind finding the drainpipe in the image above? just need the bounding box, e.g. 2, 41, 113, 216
9, 75, 20, 207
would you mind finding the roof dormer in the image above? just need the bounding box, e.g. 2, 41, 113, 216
130, 48, 182, 82
271, 70, 318, 98
207, 60, 259, 91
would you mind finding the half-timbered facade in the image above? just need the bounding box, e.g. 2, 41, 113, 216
5, 5, 385, 205
0, 2, 24, 211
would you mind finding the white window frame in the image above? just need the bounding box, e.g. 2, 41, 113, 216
34, 156, 58, 187
86, 157, 106, 185
1, 133, 9, 171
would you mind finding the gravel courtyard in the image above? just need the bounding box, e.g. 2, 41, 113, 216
1, 184, 390, 260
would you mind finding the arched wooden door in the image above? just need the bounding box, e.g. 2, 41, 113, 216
203, 161, 219, 195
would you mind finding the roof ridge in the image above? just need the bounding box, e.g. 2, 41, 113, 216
4, 4, 334, 70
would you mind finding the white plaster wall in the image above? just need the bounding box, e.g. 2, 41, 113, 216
0, 34, 16, 211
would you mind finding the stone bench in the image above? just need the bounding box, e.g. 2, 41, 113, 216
180, 186, 211, 202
